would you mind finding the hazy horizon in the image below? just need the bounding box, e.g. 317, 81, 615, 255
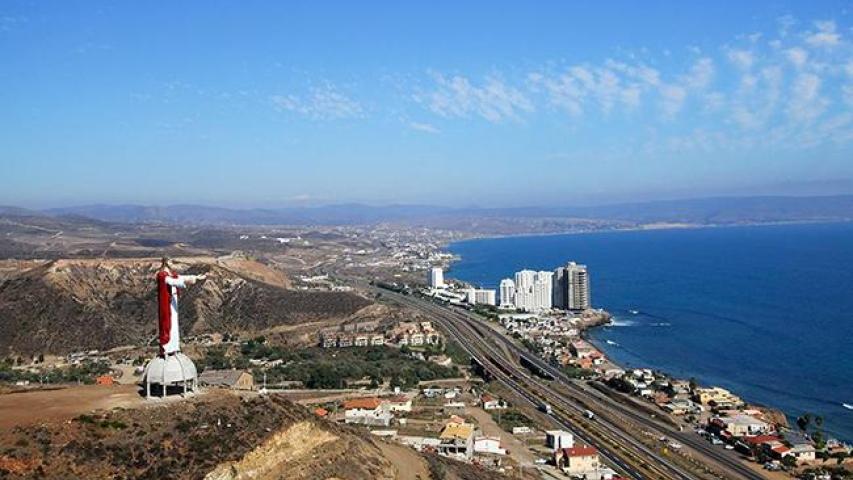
3, 1, 853, 208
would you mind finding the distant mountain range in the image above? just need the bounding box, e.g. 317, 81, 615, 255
4, 194, 853, 228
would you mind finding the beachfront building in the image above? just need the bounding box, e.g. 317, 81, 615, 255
499, 278, 515, 307
694, 387, 744, 410
514, 270, 536, 310
709, 414, 770, 437
554, 262, 591, 310
462, 288, 497, 306
510, 269, 553, 311
429, 267, 444, 288
534, 271, 553, 309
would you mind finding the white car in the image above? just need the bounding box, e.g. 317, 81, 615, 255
724, 444, 735, 450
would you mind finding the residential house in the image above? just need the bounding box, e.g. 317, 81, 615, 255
343, 397, 392, 427
474, 436, 506, 455
569, 341, 596, 359
438, 422, 476, 460
709, 414, 770, 438
385, 396, 413, 413
555, 445, 601, 477
694, 387, 744, 410
546, 430, 575, 451
481, 394, 506, 410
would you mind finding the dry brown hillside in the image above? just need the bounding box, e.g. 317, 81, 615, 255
0, 393, 410, 479
0, 257, 370, 356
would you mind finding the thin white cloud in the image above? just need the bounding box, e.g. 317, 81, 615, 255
785, 47, 809, 68
419, 74, 534, 123
659, 84, 687, 117
805, 20, 841, 47
727, 49, 755, 70
529, 63, 649, 116
271, 84, 363, 120
408, 121, 440, 133
787, 73, 828, 123
682, 57, 715, 90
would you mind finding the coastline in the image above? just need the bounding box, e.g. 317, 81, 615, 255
442, 226, 853, 443
440, 218, 853, 251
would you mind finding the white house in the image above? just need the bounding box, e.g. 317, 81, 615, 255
474, 436, 506, 455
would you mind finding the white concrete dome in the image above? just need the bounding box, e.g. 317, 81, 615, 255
143, 352, 198, 386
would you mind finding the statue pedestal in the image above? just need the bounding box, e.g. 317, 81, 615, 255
142, 352, 198, 398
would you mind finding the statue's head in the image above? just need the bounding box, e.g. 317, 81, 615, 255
160, 257, 173, 271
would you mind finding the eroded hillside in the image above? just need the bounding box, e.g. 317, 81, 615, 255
0, 256, 370, 355
0, 393, 405, 479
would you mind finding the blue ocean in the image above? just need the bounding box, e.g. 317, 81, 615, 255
447, 223, 853, 442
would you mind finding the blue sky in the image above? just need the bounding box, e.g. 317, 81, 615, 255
2, 1, 853, 208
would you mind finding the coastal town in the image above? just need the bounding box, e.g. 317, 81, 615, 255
1, 223, 851, 480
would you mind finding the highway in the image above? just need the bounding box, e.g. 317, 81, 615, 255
377, 288, 768, 480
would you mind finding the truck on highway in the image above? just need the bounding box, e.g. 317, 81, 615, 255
584, 409, 595, 420
540, 403, 553, 414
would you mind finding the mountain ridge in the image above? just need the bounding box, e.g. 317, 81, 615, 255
35, 194, 853, 226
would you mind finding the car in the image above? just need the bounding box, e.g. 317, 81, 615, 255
724, 444, 734, 450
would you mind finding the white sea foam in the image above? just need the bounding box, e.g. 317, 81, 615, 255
609, 319, 636, 327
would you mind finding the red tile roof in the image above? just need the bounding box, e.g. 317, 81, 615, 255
745, 435, 780, 445
343, 398, 383, 410
564, 446, 598, 457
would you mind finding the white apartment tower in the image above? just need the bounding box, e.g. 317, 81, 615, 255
429, 267, 444, 288
499, 278, 515, 307
514, 270, 536, 311
463, 288, 497, 306
533, 271, 553, 310
509, 269, 553, 311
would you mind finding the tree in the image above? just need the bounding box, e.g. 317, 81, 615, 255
782, 455, 797, 468
797, 414, 812, 432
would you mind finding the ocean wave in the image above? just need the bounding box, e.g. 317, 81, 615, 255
650, 322, 672, 327
609, 319, 637, 327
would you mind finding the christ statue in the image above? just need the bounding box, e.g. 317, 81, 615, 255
156, 257, 206, 356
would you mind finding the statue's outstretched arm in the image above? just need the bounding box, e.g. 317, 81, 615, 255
165, 274, 207, 288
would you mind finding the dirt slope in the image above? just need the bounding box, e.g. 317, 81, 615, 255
0, 393, 403, 480
0, 257, 370, 355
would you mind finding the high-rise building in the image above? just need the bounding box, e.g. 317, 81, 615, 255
429, 267, 444, 288
474, 289, 496, 306
552, 267, 566, 308
563, 262, 590, 310
533, 271, 553, 310
499, 278, 515, 307
514, 270, 536, 311
462, 288, 496, 306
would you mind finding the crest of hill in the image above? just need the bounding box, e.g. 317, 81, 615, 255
0, 257, 370, 356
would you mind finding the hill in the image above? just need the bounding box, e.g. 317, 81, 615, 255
0, 257, 371, 356
0, 392, 416, 479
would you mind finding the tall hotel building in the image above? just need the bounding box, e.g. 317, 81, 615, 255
553, 262, 590, 310
499, 278, 516, 307
429, 267, 444, 288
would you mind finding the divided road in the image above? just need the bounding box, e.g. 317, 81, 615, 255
378, 288, 768, 480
